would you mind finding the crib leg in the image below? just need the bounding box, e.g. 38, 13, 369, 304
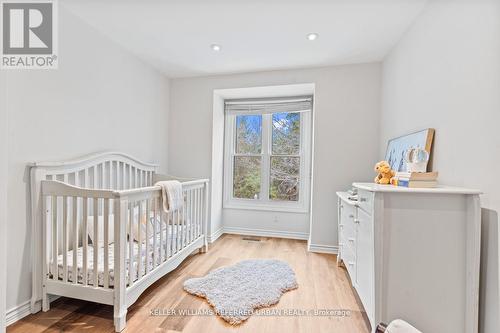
199, 238, 208, 253
114, 307, 127, 332
42, 286, 49, 312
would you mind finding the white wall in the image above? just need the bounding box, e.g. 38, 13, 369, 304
4, 6, 170, 313
0, 65, 8, 332
380, 0, 500, 332
169, 64, 381, 248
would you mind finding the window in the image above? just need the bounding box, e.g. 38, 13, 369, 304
223, 96, 312, 212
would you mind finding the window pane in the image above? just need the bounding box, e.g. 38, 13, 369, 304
233, 156, 261, 199
236, 115, 262, 154
272, 112, 300, 155
270, 156, 300, 201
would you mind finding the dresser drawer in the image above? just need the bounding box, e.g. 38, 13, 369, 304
343, 245, 357, 282
342, 210, 356, 240
357, 189, 374, 214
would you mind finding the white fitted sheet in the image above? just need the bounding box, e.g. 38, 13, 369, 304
50, 224, 197, 287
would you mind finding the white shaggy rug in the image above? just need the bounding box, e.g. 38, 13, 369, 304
183, 259, 298, 324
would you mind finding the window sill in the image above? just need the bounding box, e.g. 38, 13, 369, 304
223, 201, 309, 214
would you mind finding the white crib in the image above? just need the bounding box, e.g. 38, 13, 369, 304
28, 152, 209, 332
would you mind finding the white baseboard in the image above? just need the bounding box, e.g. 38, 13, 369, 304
223, 226, 308, 240
6, 295, 58, 327
308, 243, 339, 254
6, 300, 31, 327
208, 227, 224, 243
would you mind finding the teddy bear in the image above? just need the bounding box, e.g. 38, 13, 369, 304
374, 161, 395, 185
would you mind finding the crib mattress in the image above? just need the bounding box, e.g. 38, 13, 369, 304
50, 225, 195, 287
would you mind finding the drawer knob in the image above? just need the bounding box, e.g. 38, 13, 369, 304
348, 238, 355, 242
354, 219, 360, 224
359, 197, 367, 202
349, 214, 354, 218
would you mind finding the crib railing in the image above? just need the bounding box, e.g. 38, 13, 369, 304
40, 178, 209, 294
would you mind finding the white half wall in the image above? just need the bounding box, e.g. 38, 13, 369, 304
4, 5, 170, 315
168, 63, 381, 249
380, 0, 500, 332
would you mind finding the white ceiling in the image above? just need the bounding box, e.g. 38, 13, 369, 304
63, 0, 428, 78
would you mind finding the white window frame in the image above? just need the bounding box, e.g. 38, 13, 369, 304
223, 103, 312, 213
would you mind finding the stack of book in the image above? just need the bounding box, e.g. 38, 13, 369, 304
391, 171, 438, 188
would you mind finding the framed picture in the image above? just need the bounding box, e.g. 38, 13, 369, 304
385, 128, 435, 172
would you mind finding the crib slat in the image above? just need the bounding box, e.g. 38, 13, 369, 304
194, 189, 197, 238
62, 196, 68, 282
187, 190, 192, 244
110, 161, 114, 189
124, 163, 127, 189
145, 199, 150, 274
52, 196, 58, 281
103, 198, 109, 288
42, 195, 48, 296
198, 188, 203, 236
138, 201, 143, 278
197, 188, 201, 237
82, 197, 88, 286
117, 162, 121, 190
153, 198, 158, 268
184, 191, 189, 245
93, 198, 99, 287
166, 211, 171, 257
101, 163, 106, 189
176, 209, 180, 252
182, 195, 186, 248
197, 188, 201, 238
158, 198, 163, 264
193, 189, 199, 239
192, 189, 196, 239
84, 168, 89, 189
72, 196, 78, 284
128, 164, 133, 188
108, 161, 112, 189
173, 210, 177, 254
128, 202, 134, 286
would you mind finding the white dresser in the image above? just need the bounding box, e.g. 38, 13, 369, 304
337, 183, 481, 333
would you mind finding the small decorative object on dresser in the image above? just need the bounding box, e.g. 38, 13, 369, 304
374, 161, 395, 185
404, 147, 430, 172
385, 128, 434, 172
337, 183, 481, 333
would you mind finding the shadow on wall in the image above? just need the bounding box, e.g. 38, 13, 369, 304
480, 208, 499, 333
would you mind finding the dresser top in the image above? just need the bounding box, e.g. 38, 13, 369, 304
353, 182, 482, 195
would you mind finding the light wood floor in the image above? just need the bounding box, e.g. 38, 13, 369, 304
8, 234, 370, 333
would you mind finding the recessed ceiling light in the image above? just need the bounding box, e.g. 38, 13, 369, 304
211, 44, 221, 51
307, 33, 319, 41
